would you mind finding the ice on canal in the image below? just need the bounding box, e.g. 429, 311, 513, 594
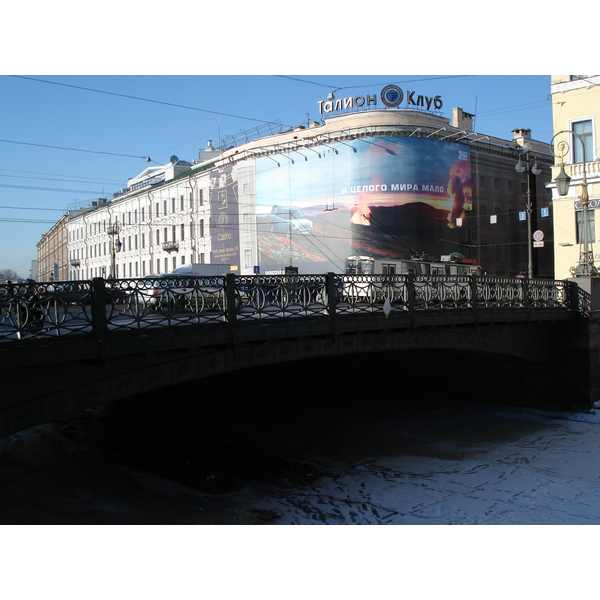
3, 395, 600, 526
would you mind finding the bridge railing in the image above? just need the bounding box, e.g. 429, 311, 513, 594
0, 274, 578, 343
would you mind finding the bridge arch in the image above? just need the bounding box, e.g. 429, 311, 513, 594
2, 319, 573, 439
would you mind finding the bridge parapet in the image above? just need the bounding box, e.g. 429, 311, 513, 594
0, 274, 583, 345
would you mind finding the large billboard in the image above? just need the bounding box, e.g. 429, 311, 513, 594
255, 136, 472, 274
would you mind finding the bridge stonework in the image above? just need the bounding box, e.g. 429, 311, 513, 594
0, 308, 593, 439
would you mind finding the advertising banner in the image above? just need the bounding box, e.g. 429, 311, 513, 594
255, 136, 472, 273
209, 165, 240, 270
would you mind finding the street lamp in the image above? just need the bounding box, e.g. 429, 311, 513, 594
550, 130, 596, 277
515, 144, 542, 278
107, 221, 122, 278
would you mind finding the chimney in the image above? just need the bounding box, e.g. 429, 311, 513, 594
512, 128, 532, 148
452, 107, 474, 130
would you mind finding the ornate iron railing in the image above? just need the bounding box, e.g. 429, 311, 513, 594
0, 274, 581, 343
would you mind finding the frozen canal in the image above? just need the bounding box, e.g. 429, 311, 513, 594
2, 393, 600, 526
3, 380, 600, 598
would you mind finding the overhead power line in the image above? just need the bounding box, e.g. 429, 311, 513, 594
11, 75, 291, 127
0, 217, 56, 224
0, 137, 150, 161
0, 205, 66, 212
0, 172, 122, 186
0, 182, 107, 194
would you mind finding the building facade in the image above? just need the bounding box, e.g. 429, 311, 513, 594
37, 214, 68, 281
550, 75, 600, 279
50, 91, 554, 281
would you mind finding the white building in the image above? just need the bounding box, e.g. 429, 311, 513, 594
60, 86, 553, 280
67, 154, 216, 279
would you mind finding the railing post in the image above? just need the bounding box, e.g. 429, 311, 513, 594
225, 273, 238, 324
407, 273, 415, 312
325, 272, 337, 319
522, 277, 530, 310
470, 274, 478, 310
91, 277, 108, 337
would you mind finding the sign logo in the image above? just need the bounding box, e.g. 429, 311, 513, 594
381, 85, 403, 107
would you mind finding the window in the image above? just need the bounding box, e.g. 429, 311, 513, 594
573, 120, 593, 163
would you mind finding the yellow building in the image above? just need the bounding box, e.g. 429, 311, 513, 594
550, 75, 600, 279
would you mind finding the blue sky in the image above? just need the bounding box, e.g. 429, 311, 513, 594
0, 74, 557, 277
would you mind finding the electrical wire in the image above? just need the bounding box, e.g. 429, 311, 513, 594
0, 205, 66, 212
0, 183, 107, 194
10, 75, 293, 128
0, 137, 150, 161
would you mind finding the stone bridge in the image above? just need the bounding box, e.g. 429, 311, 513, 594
0, 273, 596, 437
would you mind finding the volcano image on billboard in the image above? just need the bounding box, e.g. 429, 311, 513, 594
255, 136, 472, 274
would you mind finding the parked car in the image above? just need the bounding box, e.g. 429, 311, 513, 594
135, 274, 229, 312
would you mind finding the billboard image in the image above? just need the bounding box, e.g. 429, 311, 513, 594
255, 136, 472, 273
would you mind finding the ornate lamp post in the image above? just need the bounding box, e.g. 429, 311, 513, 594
107, 221, 122, 278
515, 144, 542, 278
550, 130, 596, 276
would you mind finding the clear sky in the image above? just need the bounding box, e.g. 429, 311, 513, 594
0, 74, 556, 277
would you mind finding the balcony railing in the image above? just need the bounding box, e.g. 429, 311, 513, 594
162, 241, 179, 253
569, 160, 600, 180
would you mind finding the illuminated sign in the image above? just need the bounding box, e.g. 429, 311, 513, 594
317, 84, 443, 115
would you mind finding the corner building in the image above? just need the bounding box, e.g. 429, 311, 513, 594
549, 75, 600, 279
62, 98, 554, 280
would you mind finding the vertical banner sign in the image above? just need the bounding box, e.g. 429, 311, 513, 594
209, 165, 240, 270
